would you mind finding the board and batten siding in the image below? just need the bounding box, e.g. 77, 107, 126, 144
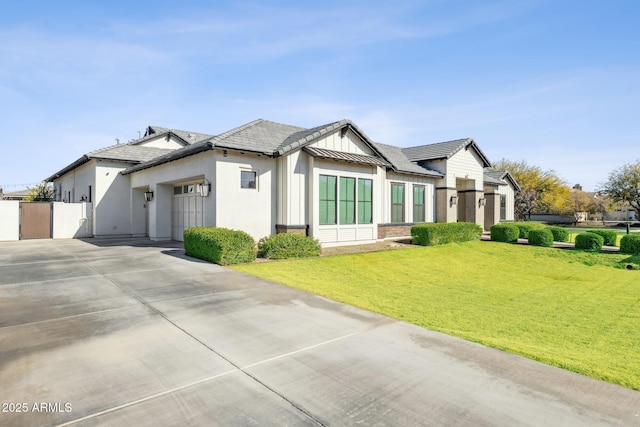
308, 128, 376, 155
496, 184, 515, 221
445, 148, 485, 190
276, 150, 309, 227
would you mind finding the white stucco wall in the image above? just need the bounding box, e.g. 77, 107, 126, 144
52, 202, 93, 238
53, 160, 96, 203
94, 161, 132, 236
0, 201, 20, 241
215, 151, 277, 241
129, 150, 217, 240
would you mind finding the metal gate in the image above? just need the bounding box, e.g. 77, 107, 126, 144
20, 202, 52, 239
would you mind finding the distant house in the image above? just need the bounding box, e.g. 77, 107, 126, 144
46, 119, 518, 245
1, 189, 31, 201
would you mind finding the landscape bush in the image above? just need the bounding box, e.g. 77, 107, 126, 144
527, 229, 554, 247
184, 226, 256, 265
411, 222, 482, 246
574, 232, 604, 252
512, 222, 545, 239
490, 224, 520, 243
547, 226, 570, 242
587, 229, 618, 246
258, 233, 321, 259
620, 234, 640, 254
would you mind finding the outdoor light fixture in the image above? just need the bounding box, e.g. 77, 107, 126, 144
198, 179, 211, 197
223, 150, 228, 157
478, 197, 487, 207
450, 195, 459, 206
144, 191, 154, 202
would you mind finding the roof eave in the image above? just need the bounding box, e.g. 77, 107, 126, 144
45, 155, 91, 182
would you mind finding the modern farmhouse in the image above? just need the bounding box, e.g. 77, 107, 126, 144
46, 119, 518, 246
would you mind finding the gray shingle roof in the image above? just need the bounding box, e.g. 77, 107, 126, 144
484, 171, 520, 191
402, 138, 491, 168
46, 144, 174, 181
372, 142, 444, 178
133, 125, 213, 146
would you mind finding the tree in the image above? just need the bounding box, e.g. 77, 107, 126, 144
600, 161, 640, 220
570, 189, 593, 223
25, 182, 56, 202
489, 159, 572, 220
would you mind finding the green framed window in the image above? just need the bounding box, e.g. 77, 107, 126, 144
358, 179, 373, 224
391, 183, 405, 223
413, 185, 425, 222
319, 175, 337, 225
339, 177, 356, 224
500, 194, 506, 220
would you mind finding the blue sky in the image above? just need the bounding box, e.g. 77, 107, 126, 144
1, 0, 638, 192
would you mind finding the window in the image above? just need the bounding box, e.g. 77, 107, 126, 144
339, 177, 356, 224
391, 183, 405, 223
358, 179, 373, 224
319, 175, 337, 225
241, 171, 257, 189
183, 184, 194, 194
413, 185, 425, 223
88, 185, 92, 203
173, 186, 183, 195
500, 195, 506, 220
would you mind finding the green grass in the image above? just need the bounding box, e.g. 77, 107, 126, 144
233, 241, 640, 390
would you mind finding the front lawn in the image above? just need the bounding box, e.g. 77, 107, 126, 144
233, 241, 640, 390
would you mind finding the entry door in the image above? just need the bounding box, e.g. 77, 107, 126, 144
20, 203, 52, 239
172, 185, 204, 241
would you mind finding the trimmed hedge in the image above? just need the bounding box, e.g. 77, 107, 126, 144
512, 222, 544, 239
620, 234, 640, 254
490, 224, 520, 243
184, 227, 256, 265
574, 232, 604, 252
587, 229, 617, 246
547, 226, 570, 242
411, 222, 482, 246
258, 233, 321, 259
528, 229, 554, 247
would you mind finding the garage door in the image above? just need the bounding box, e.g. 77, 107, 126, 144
172, 184, 204, 241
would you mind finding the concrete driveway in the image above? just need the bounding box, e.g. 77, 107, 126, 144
0, 238, 638, 426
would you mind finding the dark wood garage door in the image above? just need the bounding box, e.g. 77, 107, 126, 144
21, 203, 52, 239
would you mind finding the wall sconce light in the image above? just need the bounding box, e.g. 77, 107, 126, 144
144, 191, 154, 202
478, 197, 487, 207
223, 150, 228, 157
198, 179, 211, 197
450, 195, 459, 206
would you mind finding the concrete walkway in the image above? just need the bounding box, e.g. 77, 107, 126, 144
0, 238, 638, 426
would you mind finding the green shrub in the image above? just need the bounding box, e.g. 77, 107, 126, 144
528, 229, 554, 247
512, 222, 545, 239
574, 232, 604, 252
258, 233, 321, 259
587, 229, 617, 246
490, 224, 520, 243
184, 227, 256, 265
620, 234, 640, 254
547, 226, 570, 242
411, 222, 482, 246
